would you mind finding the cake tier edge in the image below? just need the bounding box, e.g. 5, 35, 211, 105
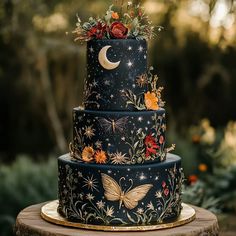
58, 153, 183, 226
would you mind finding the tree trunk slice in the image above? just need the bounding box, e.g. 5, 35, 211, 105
14, 202, 219, 236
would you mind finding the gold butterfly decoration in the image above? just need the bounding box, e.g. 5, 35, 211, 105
98, 117, 128, 133
101, 173, 153, 210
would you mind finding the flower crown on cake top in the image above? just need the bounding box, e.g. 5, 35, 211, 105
73, 0, 162, 41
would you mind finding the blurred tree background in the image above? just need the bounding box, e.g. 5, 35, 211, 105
1, 0, 236, 235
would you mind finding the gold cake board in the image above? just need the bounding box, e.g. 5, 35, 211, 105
41, 200, 196, 232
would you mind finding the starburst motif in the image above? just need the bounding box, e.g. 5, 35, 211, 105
77, 116, 83, 122
110, 152, 129, 164
139, 172, 146, 180
84, 125, 95, 139
83, 175, 99, 191
92, 80, 98, 87
104, 80, 110, 85
78, 171, 83, 178
138, 46, 143, 52
136, 74, 148, 87
138, 116, 143, 122
89, 46, 94, 53
127, 60, 133, 68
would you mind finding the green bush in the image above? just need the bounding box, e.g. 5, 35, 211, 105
0, 156, 57, 236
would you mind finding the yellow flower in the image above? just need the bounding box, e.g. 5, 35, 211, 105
95, 150, 107, 164
144, 91, 159, 110
82, 146, 94, 162
198, 163, 207, 172
112, 12, 119, 19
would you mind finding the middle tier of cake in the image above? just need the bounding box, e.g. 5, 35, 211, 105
71, 107, 166, 164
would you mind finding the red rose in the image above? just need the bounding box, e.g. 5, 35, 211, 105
87, 22, 107, 39
164, 188, 169, 196
109, 22, 128, 39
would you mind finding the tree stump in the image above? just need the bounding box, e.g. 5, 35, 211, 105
14, 202, 219, 236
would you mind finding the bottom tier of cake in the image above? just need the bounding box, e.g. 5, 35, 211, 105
58, 153, 184, 226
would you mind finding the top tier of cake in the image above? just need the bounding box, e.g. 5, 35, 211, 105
84, 39, 148, 111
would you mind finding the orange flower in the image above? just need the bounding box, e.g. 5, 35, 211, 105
188, 175, 198, 184
198, 163, 207, 172
144, 91, 159, 110
112, 12, 119, 19
192, 134, 201, 143
82, 146, 94, 162
95, 150, 107, 164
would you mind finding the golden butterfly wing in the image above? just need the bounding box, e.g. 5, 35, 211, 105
123, 184, 153, 210
101, 173, 122, 201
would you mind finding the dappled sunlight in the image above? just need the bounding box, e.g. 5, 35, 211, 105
33, 13, 69, 33
217, 121, 236, 167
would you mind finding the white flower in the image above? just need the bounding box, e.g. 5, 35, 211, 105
86, 193, 95, 201
106, 206, 114, 217
96, 200, 105, 209
95, 140, 102, 149
147, 202, 154, 210
137, 208, 144, 214
155, 191, 162, 199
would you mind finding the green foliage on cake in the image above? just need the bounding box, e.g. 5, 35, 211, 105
73, 0, 163, 41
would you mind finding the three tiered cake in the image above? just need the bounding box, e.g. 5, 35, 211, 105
57, 2, 184, 227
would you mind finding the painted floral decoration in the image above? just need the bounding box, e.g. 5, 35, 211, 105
144, 134, 159, 158
73, 1, 162, 41
144, 91, 159, 110
123, 67, 165, 111
82, 146, 94, 162
95, 150, 107, 164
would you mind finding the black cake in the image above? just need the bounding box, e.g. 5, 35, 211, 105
57, 39, 184, 226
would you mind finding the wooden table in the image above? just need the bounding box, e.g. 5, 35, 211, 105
14, 202, 219, 236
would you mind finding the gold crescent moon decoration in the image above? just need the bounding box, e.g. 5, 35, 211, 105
98, 46, 120, 70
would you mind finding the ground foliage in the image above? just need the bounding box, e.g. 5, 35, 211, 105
0, 156, 57, 236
